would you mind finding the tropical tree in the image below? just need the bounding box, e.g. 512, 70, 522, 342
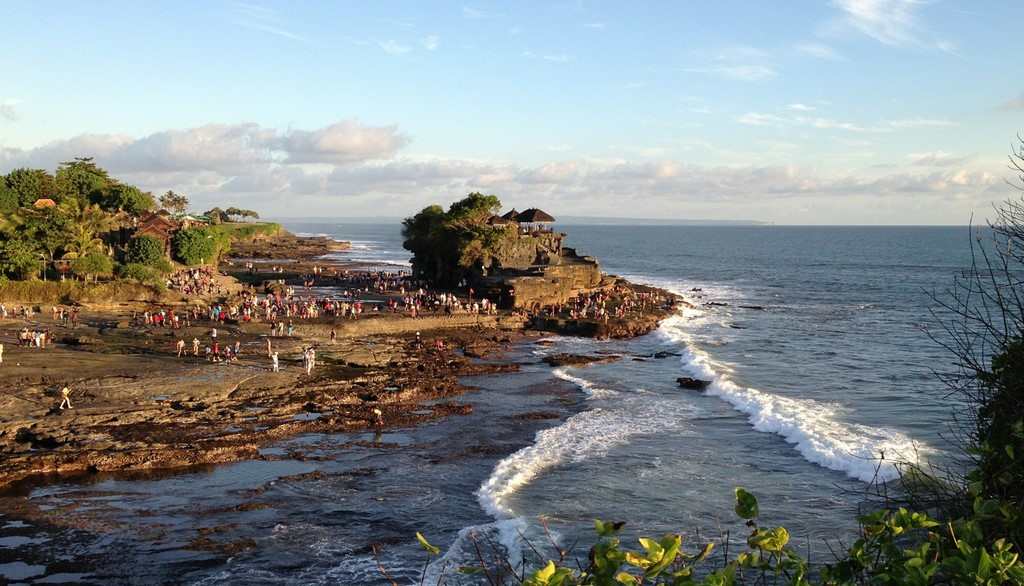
401, 193, 511, 286
204, 207, 227, 224
55, 157, 112, 204
0, 237, 41, 279
159, 190, 189, 215
58, 199, 115, 261
125, 235, 166, 266
4, 168, 57, 207
100, 184, 155, 215
173, 227, 229, 265
0, 181, 18, 213
71, 251, 113, 282
224, 206, 259, 220
18, 208, 72, 266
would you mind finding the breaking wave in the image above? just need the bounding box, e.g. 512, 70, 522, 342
658, 311, 922, 483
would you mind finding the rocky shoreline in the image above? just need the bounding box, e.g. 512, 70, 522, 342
0, 230, 680, 496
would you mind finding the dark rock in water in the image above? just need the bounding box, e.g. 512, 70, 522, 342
651, 351, 682, 359
691, 288, 702, 292
542, 353, 620, 367
676, 377, 711, 391
739, 305, 766, 310
728, 324, 746, 330
61, 335, 101, 346
633, 357, 647, 362
706, 301, 729, 307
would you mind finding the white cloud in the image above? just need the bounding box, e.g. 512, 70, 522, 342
422, 35, 440, 50
737, 112, 787, 127
0, 99, 20, 121
0, 121, 406, 175
787, 103, 816, 112
685, 46, 777, 81
231, 3, 308, 43
833, 0, 918, 45
831, 0, 955, 51
378, 40, 412, 55
795, 42, 842, 60
886, 118, 958, 129
997, 93, 1024, 111
542, 53, 572, 63
462, 6, 492, 19
908, 151, 970, 167
807, 117, 873, 132
0, 122, 1008, 219
685, 65, 777, 81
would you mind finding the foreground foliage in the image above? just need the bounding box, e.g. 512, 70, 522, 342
414, 487, 1024, 585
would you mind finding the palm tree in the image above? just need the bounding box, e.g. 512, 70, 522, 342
59, 200, 114, 260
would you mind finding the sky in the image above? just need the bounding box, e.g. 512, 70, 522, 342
2, 0, 1023, 224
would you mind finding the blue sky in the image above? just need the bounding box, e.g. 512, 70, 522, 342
2, 1, 1023, 223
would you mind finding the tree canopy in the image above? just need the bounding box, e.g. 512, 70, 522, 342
159, 190, 189, 215
56, 157, 112, 204
401, 192, 510, 286
101, 184, 155, 214
5, 168, 57, 207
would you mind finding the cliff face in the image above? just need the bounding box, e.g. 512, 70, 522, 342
490, 232, 564, 269
503, 259, 602, 309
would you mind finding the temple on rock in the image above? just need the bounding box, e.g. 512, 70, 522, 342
476, 208, 605, 310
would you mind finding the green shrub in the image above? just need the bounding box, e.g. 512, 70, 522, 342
0, 279, 164, 303
172, 227, 226, 265
125, 235, 166, 266
117, 262, 166, 286
71, 251, 113, 281
0, 237, 42, 279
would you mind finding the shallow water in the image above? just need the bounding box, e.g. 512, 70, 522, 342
3, 224, 971, 584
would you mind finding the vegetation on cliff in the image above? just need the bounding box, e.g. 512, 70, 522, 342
0, 157, 276, 285
402, 192, 517, 286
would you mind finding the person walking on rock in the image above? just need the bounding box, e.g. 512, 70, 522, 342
271, 352, 279, 373
59, 384, 73, 410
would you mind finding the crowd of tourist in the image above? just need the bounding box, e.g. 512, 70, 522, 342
539, 285, 676, 322
168, 267, 222, 297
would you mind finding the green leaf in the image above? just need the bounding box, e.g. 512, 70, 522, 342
646, 535, 682, 577
415, 532, 441, 555
457, 566, 484, 574
695, 542, 715, 562
734, 487, 759, 520
747, 527, 790, 552
615, 571, 639, 585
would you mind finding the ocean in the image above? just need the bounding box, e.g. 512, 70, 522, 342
3, 223, 971, 584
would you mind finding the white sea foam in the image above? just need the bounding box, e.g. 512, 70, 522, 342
658, 312, 922, 483
428, 365, 695, 582
550, 368, 619, 399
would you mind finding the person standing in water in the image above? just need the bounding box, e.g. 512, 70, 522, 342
271, 352, 279, 372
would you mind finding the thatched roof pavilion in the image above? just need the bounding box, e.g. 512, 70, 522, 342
487, 215, 515, 226
500, 209, 520, 221
515, 208, 555, 223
